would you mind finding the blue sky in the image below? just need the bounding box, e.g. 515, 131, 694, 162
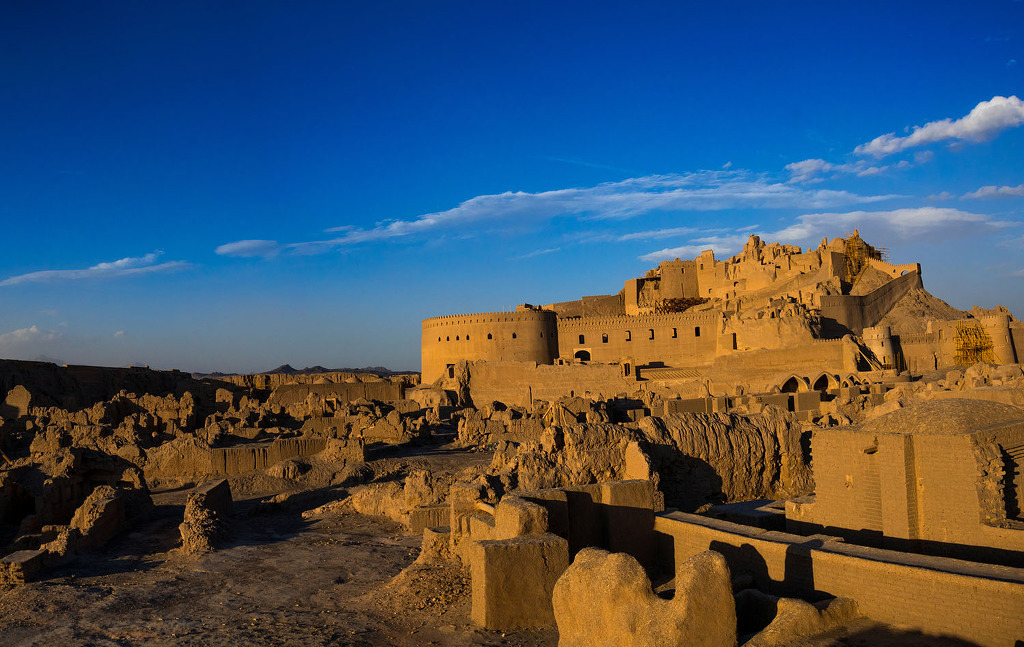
1, 1, 1022, 373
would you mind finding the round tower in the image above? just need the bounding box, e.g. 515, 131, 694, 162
420, 309, 559, 384
981, 314, 1017, 365
862, 325, 896, 368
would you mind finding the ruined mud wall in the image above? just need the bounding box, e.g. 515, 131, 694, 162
458, 361, 634, 408
636, 412, 811, 509
0, 360, 220, 413
267, 382, 404, 407
492, 410, 811, 510
217, 372, 417, 390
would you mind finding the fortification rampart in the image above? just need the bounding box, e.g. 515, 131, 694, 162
820, 269, 923, 334
421, 310, 559, 383
866, 257, 922, 278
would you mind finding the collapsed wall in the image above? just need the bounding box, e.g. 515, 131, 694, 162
490, 407, 811, 511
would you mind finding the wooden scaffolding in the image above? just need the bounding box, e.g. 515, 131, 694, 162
954, 320, 997, 366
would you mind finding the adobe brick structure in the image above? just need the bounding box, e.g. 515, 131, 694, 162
421, 232, 1022, 394
787, 399, 1024, 563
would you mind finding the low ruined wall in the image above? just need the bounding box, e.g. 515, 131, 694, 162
0, 359, 218, 412
655, 512, 1024, 647
207, 437, 328, 476
144, 437, 350, 487
267, 381, 403, 407
461, 361, 634, 407
218, 372, 417, 390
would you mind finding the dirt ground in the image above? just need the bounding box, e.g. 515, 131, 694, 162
0, 486, 556, 646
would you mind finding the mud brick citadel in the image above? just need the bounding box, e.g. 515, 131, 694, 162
423, 232, 1020, 399
1, 232, 1022, 645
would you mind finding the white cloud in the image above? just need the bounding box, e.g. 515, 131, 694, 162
855, 95, 1024, 158
0, 325, 58, 347
0, 252, 189, 287
914, 150, 935, 164
640, 235, 750, 262
217, 172, 896, 257
785, 158, 912, 183
214, 239, 281, 258
961, 184, 1024, 199
926, 191, 956, 201
638, 207, 1016, 263
771, 207, 1014, 244
113, 330, 126, 338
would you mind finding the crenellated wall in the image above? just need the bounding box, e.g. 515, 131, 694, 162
421, 310, 559, 383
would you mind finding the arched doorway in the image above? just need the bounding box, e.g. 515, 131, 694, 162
574, 349, 591, 362
812, 374, 830, 392
781, 376, 802, 393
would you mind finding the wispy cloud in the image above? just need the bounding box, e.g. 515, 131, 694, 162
216, 172, 896, 258
640, 235, 749, 262
616, 226, 700, 241
0, 252, 189, 287
0, 325, 59, 347
855, 95, 1024, 158
926, 191, 956, 201
214, 239, 281, 258
514, 247, 561, 260
785, 158, 910, 183
113, 330, 126, 338
961, 184, 1024, 199
639, 207, 1017, 263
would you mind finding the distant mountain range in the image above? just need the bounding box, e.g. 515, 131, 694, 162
194, 364, 418, 379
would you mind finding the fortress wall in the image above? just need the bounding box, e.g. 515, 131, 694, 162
895, 332, 943, 372
556, 312, 720, 367
1012, 323, 1024, 365
710, 339, 849, 376
463, 361, 633, 407
655, 512, 1024, 647
421, 311, 559, 384
866, 257, 922, 278
820, 270, 923, 333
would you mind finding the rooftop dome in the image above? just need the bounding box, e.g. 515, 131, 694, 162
858, 398, 1024, 436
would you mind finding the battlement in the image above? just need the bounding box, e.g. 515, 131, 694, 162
422, 309, 557, 329
556, 311, 719, 330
